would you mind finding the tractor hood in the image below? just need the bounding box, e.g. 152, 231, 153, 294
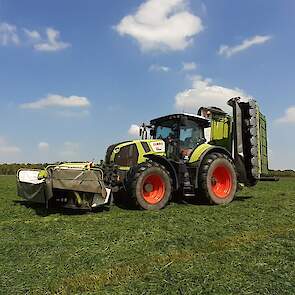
105, 139, 165, 168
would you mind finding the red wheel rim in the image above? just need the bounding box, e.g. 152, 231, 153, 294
142, 174, 166, 205
211, 166, 232, 199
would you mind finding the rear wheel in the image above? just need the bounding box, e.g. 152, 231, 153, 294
199, 153, 237, 205
128, 161, 172, 210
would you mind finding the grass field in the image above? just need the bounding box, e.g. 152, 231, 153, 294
0, 176, 295, 294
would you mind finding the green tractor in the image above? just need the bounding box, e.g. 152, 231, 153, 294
17, 97, 273, 211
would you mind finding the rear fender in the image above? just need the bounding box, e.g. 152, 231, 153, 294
192, 147, 233, 189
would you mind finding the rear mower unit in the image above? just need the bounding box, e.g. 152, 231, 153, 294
17, 97, 276, 211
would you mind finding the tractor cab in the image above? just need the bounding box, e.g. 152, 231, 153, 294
150, 113, 210, 161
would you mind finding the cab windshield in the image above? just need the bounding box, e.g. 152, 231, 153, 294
155, 119, 204, 149
179, 120, 204, 150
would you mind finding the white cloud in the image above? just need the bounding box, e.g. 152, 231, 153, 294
38, 142, 49, 152
0, 24, 70, 52
0, 136, 21, 157
182, 62, 197, 71
218, 35, 272, 58
23, 28, 41, 41
20, 94, 90, 109
115, 0, 203, 52
175, 76, 252, 112
0, 22, 20, 46
149, 64, 170, 72
276, 106, 295, 124
128, 124, 140, 137
33, 28, 70, 52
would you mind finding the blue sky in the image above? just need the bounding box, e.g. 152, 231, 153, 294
0, 0, 294, 169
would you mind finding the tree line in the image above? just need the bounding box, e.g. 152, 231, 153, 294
0, 164, 47, 175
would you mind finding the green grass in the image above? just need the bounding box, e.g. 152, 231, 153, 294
0, 176, 295, 294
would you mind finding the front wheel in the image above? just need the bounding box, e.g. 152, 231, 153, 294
199, 153, 237, 205
128, 161, 172, 210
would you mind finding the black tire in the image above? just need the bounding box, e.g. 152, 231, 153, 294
199, 153, 237, 205
128, 161, 172, 210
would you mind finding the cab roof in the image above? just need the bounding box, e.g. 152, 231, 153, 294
150, 113, 210, 127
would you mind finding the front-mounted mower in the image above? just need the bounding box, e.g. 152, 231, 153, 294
17, 97, 276, 211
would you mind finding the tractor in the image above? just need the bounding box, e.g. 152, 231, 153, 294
17, 97, 274, 211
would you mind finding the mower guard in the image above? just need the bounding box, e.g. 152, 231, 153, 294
17, 166, 111, 208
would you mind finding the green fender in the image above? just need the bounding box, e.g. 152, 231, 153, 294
188, 144, 212, 164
